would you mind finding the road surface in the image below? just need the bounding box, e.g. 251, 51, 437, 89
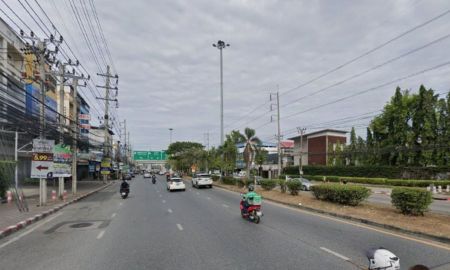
0, 175, 449, 270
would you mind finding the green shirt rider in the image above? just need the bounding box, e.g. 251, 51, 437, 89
242, 185, 258, 212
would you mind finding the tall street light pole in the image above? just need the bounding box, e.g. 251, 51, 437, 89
169, 128, 173, 145
212, 40, 230, 145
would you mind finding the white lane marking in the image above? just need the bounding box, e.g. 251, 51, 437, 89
196, 192, 200, 195
168, 209, 173, 213
222, 204, 229, 208
0, 212, 64, 250
320, 247, 350, 261
206, 196, 211, 200
111, 213, 117, 218
97, 230, 105, 239
176, 224, 183, 231
159, 194, 162, 198
119, 202, 123, 206
162, 200, 166, 203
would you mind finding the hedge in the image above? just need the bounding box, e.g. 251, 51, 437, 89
311, 184, 371, 206
278, 179, 287, 193
286, 180, 302, 195
282, 174, 450, 187
391, 187, 432, 216
283, 165, 450, 179
260, 179, 277, 191
211, 175, 220, 181
222, 176, 236, 185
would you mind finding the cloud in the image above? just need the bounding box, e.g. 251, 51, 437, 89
6, 0, 450, 150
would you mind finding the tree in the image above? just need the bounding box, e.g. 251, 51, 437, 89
349, 127, 357, 165
167, 141, 204, 172
254, 146, 268, 176
218, 137, 238, 175
241, 127, 261, 184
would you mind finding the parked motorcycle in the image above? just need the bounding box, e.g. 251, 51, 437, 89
240, 198, 262, 224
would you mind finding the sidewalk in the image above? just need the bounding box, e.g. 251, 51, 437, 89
0, 180, 113, 236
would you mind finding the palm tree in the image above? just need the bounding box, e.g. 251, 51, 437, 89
241, 127, 261, 185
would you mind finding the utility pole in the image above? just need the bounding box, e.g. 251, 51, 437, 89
297, 127, 306, 176
55, 60, 79, 198
212, 40, 230, 146
204, 131, 210, 172
20, 30, 62, 206
270, 90, 281, 177
97, 65, 118, 183
61, 69, 88, 195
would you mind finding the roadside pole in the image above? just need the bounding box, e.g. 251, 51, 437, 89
97, 65, 119, 183
270, 91, 282, 180
14, 131, 18, 190
57, 63, 66, 198
38, 40, 47, 206
297, 127, 306, 176
71, 78, 78, 194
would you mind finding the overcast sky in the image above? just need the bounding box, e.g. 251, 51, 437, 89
4, 0, 450, 150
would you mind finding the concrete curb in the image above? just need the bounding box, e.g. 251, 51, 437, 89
433, 196, 450, 201
213, 184, 450, 245
0, 182, 113, 240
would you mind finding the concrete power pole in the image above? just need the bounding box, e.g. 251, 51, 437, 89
96, 65, 118, 183
270, 91, 282, 177
297, 127, 306, 176
20, 31, 63, 206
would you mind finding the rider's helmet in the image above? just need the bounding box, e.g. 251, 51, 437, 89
366, 248, 400, 270
248, 184, 254, 192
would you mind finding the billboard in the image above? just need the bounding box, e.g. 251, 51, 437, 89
133, 151, 167, 161
25, 84, 57, 123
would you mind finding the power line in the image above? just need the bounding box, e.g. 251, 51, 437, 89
225, 9, 450, 130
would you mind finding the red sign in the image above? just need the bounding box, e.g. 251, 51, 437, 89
80, 124, 91, 129
79, 114, 90, 120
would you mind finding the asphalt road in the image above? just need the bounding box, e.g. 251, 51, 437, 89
0, 175, 449, 270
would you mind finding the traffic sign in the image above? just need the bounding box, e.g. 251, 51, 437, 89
133, 151, 167, 161
31, 160, 54, 178
32, 139, 54, 153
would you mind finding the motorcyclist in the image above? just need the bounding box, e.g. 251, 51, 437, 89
120, 179, 129, 191
366, 248, 400, 270
242, 185, 258, 213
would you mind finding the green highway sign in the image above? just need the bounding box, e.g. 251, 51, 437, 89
133, 151, 167, 161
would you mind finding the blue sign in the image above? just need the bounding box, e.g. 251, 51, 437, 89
25, 84, 57, 123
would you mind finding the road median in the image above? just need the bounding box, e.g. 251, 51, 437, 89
213, 182, 450, 245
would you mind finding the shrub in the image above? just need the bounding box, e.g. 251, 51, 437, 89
222, 176, 236, 185
286, 180, 302, 195
302, 175, 450, 187
236, 178, 246, 188
260, 179, 277, 191
311, 184, 371, 206
211, 175, 220, 182
391, 188, 432, 216
0, 161, 14, 200
278, 179, 287, 193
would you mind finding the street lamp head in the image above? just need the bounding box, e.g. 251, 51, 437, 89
226, 44, 230, 47
212, 44, 217, 47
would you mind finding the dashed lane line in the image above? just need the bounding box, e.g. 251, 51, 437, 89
97, 230, 105, 239
222, 204, 229, 208
176, 224, 183, 231
111, 213, 117, 218
168, 209, 173, 213
320, 247, 350, 261
162, 200, 166, 203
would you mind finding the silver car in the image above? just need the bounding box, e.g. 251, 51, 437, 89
288, 177, 313, 191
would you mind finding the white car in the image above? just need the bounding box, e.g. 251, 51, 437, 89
192, 173, 213, 188
143, 172, 151, 178
167, 177, 186, 191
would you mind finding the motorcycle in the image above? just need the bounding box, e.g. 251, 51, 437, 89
120, 187, 129, 199
240, 197, 262, 224
152, 177, 156, 184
